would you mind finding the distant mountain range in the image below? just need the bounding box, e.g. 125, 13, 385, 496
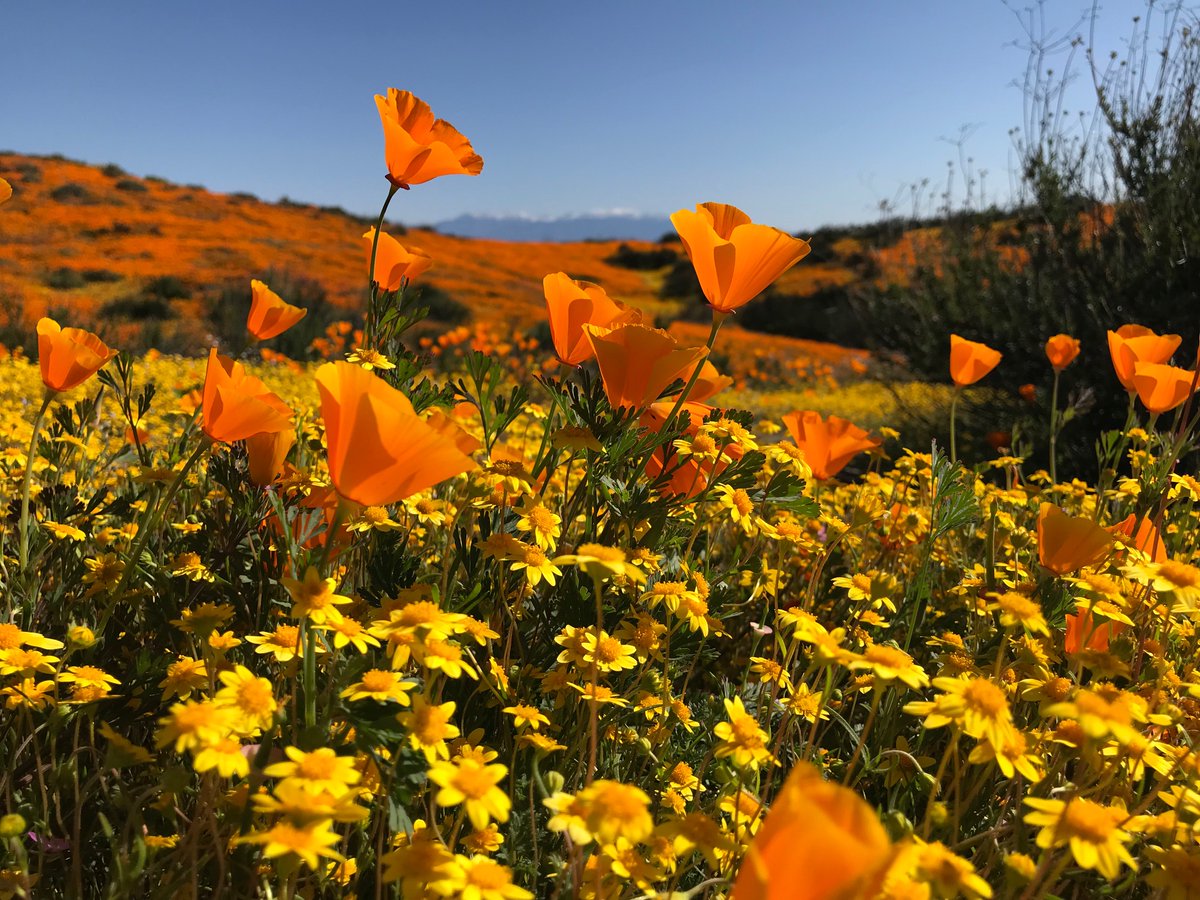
434, 212, 672, 242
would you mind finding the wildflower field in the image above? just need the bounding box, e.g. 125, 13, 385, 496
3, 89, 1200, 900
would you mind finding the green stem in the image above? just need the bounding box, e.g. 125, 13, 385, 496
949, 387, 961, 463
18, 393, 53, 575
104, 441, 210, 628
365, 184, 401, 346
1049, 369, 1061, 485
662, 311, 725, 425
302, 620, 318, 730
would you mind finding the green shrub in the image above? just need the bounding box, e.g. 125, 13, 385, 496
603, 243, 678, 270
49, 183, 96, 204
114, 178, 148, 193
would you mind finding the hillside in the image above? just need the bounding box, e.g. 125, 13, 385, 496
0, 152, 872, 366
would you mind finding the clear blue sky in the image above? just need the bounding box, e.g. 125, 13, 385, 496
1, 1, 1154, 232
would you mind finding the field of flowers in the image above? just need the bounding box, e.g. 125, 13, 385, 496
2, 90, 1200, 900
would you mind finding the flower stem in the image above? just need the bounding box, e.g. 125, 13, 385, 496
18, 393, 53, 576
949, 387, 961, 464
663, 311, 725, 426
104, 440, 209, 628
365, 184, 401, 345
1048, 369, 1061, 484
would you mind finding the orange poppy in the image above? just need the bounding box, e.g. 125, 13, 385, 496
582, 324, 708, 411
731, 762, 895, 900
640, 400, 739, 498
314, 361, 477, 506
375, 89, 483, 189
781, 411, 880, 481
1064, 609, 1125, 654
670, 203, 811, 313
543, 272, 642, 365
674, 360, 733, 404
1109, 513, 1167, 563
949, 334, 1002, 386
1131, 361, 1196, 414
246, 429, 296, 487
247, 280, 307, 342
1018, 383, 1037, 403
36, 317, 118, 393
1036, 503, 1113, 575
1044, 334, 1081, 371
1107, 324, 1181, 392
365, 228, 433, 291
423, 408, 483, 457
0, 177, 11, 204
201, 349, 294, 444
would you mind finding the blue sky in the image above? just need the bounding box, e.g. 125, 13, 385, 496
1, 1, 1153, 232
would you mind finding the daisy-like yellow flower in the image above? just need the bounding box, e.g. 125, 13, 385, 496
568, 683, 630, 707
1139, 560, 1200, 611
214, 665, 278, 735
640, 581, 699, 614
580, 630, 639, 674
82, 553, 125, 595
405, 495, 452, 527
713, 696, 773, 770
427, 758, 511, 830
713, 485, 770, 536
171, 602, 235, 637
345, 347, 395, 371
462, 824, 505, 854
989, 591, 1050, 635
247, 624, 304, 663
911, 838, 993, 900
572, 780, 654, 845
1044, 683, 1151, 743
169, 551, 215, 582
43, 521, 85, 541
415, 637, 478, 680
238, 820, 346, 871
155, 700, 234, 753
903, 676, 1016, 749
57, 665, 119, 695
517, 732, 567, 754
253, 780, 368, 824
398, 695, 461, 761
192, 737, 250, 779
0, 623, 64, 651
281, 566, 352, 625
265, 747, 361, 796
553, 543, 646, 584
515, 500, 562, 551
967, 730, 1043, 782
0, 648, 60, 676
509, 542, 561, 587
850, 644, 930, 690
321, 615, 381, 654
2, 678, 57, 710
1024, 796, 1135, 880
436, 854, 531, 900
502, 703, 551, 731
341, 669, 414, 704
347, 505, 403, 532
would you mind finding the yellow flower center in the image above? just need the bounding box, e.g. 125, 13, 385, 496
415, 500, 438, 515
963, 679, 1009, 717
397, 602, 443, 628
577, 543, 626, 562
414, 707, 450, 744
491, 460, 525, 476
731, 715, 764, 745
1061, 799, 1120, 843
236, 679, 275, 715
364, 506, 391, 524
1043, 677, 1073, 701
669, 762, 694, 784
731, 490, 753, 516
454, 764, 498, 799
465, 859, 510, 889
691, 434, 717, 455
527, 506, 556, 531
296, 753, 338, 781
1159, 561, 1200, 588
361, 670, 394, 692
592, 637, 623, 664
272, 625, 300, 648
0, 624, 21, 650
864, 645, 913, 670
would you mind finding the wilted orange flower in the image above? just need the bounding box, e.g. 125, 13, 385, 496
1018, 383, 1037, 403
543, 272, 642, 366
582, 323, 707, 410
246, 429, 296, 487
1107, 325, 1181, 392
247, 280, 307, 342
781, 410, 880, 481
201, 349, 294, 444
0, 177, 11, 204
731, 762, 894, 900
670, 203, 810, 313
375, 88, 483, 188
314, 361, 477, 506
1131, 362, 1196, 414
1037, 503, 1113, 575
1045, 334, 1081, 370
365, 228, 433, 291
36, 318, 118, 394
949, 334, 1002, 386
